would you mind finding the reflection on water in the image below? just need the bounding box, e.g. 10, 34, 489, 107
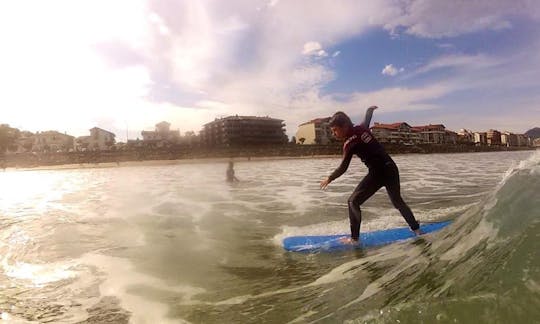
0, 151, 538, 323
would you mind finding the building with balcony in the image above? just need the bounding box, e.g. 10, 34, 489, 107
141, 121, 180, 147
200, 115, 287, 147
370, 122, 421, 144
411, 124, 447, 144
295, 117, 334, 144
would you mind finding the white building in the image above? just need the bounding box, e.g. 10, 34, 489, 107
141, 121, 180, 146
501, 132, 518, 147
474, 132, 487, 146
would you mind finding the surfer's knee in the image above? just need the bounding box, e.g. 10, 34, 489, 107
348, 194, 361, 208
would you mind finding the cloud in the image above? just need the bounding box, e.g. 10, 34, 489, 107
382, 64, 404, 76
437, 43, 455, 49
384, 0, 540, 38
302, 41, 328, 57
347, 83, 453, 113
407, 53, 503, 79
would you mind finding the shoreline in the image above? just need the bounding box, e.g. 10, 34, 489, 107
1, 144, 536, 172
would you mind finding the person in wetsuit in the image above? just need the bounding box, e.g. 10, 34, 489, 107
320, 106, 421, 243
226, 161, 239, 182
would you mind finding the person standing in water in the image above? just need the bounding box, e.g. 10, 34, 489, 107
320, 106, 421, 243
226, 161, 239, 182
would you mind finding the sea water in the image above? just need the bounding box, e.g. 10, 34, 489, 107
0, 151, 538, 323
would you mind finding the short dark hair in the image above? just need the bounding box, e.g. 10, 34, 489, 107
329, 111, 353, 128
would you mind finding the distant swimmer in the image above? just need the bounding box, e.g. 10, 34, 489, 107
226, 161, 239, 182
319, 106, 421, 244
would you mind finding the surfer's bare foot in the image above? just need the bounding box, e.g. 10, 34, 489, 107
413, 229, 423, 236
339, 237, 359, 244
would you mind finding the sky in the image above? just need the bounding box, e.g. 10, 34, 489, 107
1, 0, 540, 142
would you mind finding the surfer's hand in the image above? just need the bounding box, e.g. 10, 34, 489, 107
368, 105, 378, 110
320, 177, 331, 190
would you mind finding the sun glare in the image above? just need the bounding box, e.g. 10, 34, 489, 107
0, 171, 68, 216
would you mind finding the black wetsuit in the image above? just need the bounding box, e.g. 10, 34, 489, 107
328, 122, 419, 240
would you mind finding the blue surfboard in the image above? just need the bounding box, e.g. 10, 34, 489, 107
283, 221, 452, 252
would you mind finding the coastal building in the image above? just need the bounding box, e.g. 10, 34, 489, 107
141, 121, 180, 147
474, 132, 488, 146
76, 127, 116, 151
517, 134, 530, 147
457, 129, 474, 144
370, 122, 422, 144
501, 132, 518, 147
295, 117, 334, 144
200, 115, 287, 147
486, 129, 502, 146
411, 124, 446, 144
445, 130, 458, 144
33, 131, 75, 152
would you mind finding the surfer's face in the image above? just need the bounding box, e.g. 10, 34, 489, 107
331, 126, 347, 140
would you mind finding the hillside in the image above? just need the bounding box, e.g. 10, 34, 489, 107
525, 127, 540, 139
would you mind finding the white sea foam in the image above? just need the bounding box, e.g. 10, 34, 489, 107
78, 253, 203, 324
1, 255, 77, 287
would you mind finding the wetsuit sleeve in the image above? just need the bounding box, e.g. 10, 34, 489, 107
328, 147, 353, 182
361, 106, 376, 128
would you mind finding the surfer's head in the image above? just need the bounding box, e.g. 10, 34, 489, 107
329, 111, 353, 140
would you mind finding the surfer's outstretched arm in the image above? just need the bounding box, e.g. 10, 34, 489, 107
320, 149, 353, 189
361, 105, 378, 128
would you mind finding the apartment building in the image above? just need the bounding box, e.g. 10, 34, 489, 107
457, 129, 475, 144
296, 117, 334, 144
501, 132, 518, 147
517, 134, 530, 147
200, 115, 287, 147
474, 132, 488, 146
487, 129, 502, 146
370, 122, 421, 144
411, 124, 447, 144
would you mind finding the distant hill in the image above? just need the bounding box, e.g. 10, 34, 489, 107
525, 127, 540, 139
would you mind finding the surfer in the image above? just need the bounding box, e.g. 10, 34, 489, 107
226, 161, 239, 182
320, 106, 421, 243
